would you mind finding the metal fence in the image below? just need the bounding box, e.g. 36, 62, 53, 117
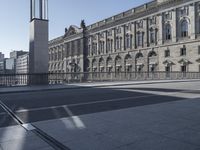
0, 72, 200, 87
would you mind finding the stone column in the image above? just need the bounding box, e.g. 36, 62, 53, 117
122, 25, 125, 51
158, 13, 164, 45
190, 3, 196, 40
143, 18, 148, 47
132, 22, 136, 49
105, 31, 108, 54
112, 29, 115, 53
96, 34, 100, 55
172, 9, 177, 42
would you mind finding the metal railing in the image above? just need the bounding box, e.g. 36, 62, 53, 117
0, 72, 200, 87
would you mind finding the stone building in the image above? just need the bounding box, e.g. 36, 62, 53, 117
49, 0, 200, 74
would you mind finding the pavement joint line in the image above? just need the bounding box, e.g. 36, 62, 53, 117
0, 100, 24, 125
0, 100, 71, 150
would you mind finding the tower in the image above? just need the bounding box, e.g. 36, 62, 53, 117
29, 0, 49, 84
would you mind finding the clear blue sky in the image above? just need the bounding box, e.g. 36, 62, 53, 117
0, 0, 151, 57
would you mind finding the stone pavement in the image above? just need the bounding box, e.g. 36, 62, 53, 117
1, 80, 200, 150
30, 98, 200, 150
0, 125, 53, 150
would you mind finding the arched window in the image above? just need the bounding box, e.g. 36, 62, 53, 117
181, 20, 188, 37
165, 24, 171, 40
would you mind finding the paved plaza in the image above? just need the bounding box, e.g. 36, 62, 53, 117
0, 80, 200, 150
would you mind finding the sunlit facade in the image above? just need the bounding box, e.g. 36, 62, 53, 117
49, 0, 200, 74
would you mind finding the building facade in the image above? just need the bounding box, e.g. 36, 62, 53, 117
16, 53, 29, 74
10, 50, 28, 59
49, 0, 200, 74
0, 52, 4, 61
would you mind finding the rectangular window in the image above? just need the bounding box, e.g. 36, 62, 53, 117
199, 65, 200, 72
137, 33, 143, 47
165, 50, 170, 57
150, 31, 155, 43
181, 65, 186, 72
198, 46, 200, 55
180, 48, 186, 56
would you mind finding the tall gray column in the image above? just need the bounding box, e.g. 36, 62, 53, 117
158, 13, 164, 45
190, 3, 196, 40
172, 9, 177, 42
143, 18, 148, 47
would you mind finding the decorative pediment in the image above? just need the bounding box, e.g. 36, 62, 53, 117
163, 60, 175, 65
64, 25, 82, 37
178, 58, 191, 64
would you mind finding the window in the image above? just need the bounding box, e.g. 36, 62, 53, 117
108, 29, 112, 36
198, 4, 200, 11
117, 27, 121, 34
126, 24, 132, 31
165, 66, 170, 72
199, 65, 200, 72
180, 46, 186, 56
165, 24, 171, 40
181, 65, 187, 72
137, 32, 143, 47
126, 34, 132, 49
180, 10, 186, 16
199, 17, 200, 34
137, 21, 143, 28
165, 12, 171, 20
120, 37, 122, 50
116, 37, 120, 50
198, 46, 200, 55
150, 30, 155, 43
165, 49, 170, 57
181, 20, 188, 37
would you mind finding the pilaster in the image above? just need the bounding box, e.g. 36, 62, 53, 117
172, 9, 177, 42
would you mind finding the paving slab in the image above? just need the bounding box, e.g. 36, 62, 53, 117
0, 135, 51, 150
0, 125, 53, 150
0, 114, 18, 128
165, 128, 200, 146
116, 135, 200, 150
32, 97, 200, 150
